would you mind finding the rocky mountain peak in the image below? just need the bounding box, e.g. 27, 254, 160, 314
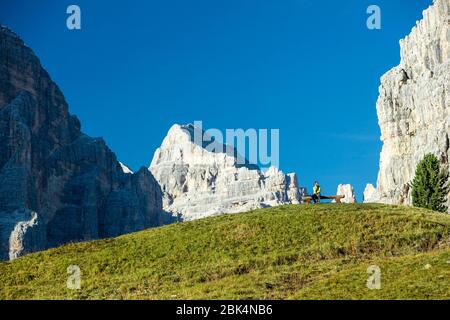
151, 123, 255, 169
149, 124, 305, 221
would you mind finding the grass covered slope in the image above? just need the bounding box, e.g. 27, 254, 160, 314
1, 204, 449, 300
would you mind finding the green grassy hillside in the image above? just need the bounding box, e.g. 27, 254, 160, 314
1, 204, 449, 300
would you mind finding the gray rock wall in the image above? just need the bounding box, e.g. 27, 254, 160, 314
0, 26, 168, 260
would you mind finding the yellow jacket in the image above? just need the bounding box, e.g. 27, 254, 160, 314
313, 185, 321, 195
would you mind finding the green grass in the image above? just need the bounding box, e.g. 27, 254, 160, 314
1, 204, 449, 300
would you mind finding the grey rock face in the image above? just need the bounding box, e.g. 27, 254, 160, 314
374, 0, 450, 208
150, 124, 306, 221
0, 26, 167, 260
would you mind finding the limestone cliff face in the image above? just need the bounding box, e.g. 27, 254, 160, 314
375, 0, 450, 206
0, 26, 167, 260
150, 124, 305, 221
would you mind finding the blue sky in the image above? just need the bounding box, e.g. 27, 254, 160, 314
0, 0, 432, 199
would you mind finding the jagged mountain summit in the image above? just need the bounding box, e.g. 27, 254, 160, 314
0, 25, 169, 261
149, 124, 306, 221
369, 0, 450, 208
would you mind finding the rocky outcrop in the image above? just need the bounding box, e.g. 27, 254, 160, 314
335, 184, 356, 203
0, 25, 168, 260
374, 0, 450, 207
149, 124, 306, 220
7, 210, 44, 260
363, 184, 380, 203
119, 162, 133, 174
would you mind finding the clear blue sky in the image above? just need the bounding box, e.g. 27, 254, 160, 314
0, 0, 431, 199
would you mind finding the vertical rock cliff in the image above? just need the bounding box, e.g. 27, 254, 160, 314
0, 26, 167, 260
374, 0, 450, 206
150, 124, 305, 221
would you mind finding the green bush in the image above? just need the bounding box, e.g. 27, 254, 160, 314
411, 153, 449, 212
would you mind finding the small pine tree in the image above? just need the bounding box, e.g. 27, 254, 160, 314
411, 153, 449, 212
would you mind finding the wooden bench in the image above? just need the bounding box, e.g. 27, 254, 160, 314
302, 195, 345, 204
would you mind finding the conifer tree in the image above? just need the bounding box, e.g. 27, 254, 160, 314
411, 153, 449, 212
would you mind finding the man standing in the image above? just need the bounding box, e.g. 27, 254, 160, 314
312, 181, 321, 203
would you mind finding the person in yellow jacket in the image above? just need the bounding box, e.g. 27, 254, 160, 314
312, 181, 321, 203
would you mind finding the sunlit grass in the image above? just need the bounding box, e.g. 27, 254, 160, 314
1, 204, 449, 299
